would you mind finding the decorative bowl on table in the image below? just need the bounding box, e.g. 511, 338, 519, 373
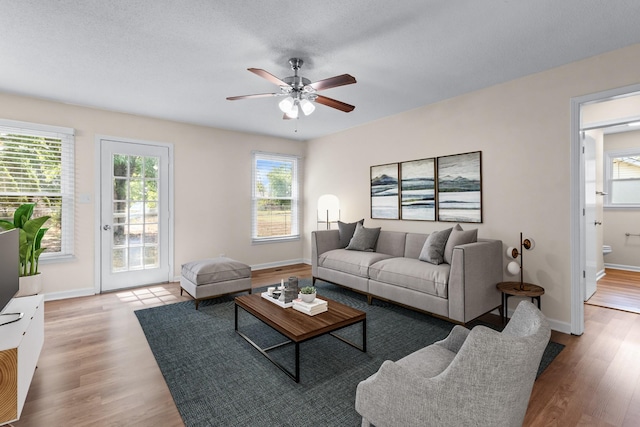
299, 292, 316, 303
298, 286, 317, 303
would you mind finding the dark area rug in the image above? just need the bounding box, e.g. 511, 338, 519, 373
135, 279, 564, 427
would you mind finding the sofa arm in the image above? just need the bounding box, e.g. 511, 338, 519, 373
448, 239, 503, 323
311, 230, 341, 277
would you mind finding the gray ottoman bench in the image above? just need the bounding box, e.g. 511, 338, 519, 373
180, 257, 252, 309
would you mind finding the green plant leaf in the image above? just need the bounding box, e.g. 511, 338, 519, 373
8, 204, 50, 276
0, 220, 16, 230
35, 227, 48, 250
22, 216, 50, 241
14, 203, 34, 228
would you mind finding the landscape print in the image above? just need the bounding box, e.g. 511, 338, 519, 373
400, 158, 435, 221
371, 163, 399, 219
437, 151, 482, 223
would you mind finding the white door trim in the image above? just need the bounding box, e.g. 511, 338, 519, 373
570, 82, 640, 335
94, 135, 175, 294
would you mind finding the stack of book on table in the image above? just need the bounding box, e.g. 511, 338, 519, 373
292, 298, 328, 316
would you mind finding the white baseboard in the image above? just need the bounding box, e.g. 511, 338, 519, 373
604, 263, 640, 272
250, 258, 306, 271
43, 287, 96, 302
596, 269, 606, 281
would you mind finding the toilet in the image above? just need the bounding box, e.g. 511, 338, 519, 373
603, 245, 612, 255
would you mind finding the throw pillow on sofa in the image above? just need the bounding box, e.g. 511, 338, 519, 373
419, 227, 453, 264
346, 223, 381, 252
443, 224, 478, 264
338, 219, 364, 248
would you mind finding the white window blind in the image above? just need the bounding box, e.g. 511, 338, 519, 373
0, 119, 75, 258
605, 149, 640, 207
252, 152, 299, 243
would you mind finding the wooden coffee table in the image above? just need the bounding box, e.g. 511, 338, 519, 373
234, 293, 366, 382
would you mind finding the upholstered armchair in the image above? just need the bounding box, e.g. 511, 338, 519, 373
355, 301, 550, 427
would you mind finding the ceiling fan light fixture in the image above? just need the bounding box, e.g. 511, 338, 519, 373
285, 101, 299, 119
300, 98, 315, 116
278, 96, 295, 113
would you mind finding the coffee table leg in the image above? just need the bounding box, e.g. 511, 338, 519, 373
234, 303, 300, 382
295, 343, 300, 383
234, 303, 238, 331
362, 318, 367, 352
329, 318, 367, 352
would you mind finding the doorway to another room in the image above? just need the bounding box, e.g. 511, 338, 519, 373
573, 87, 640, 332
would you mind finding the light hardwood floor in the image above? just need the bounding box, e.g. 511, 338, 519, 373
13, 265, 640, 426
587, 269, 640, 314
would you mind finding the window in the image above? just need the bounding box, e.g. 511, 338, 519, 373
252, 152, 299, 243
0, 119, 75, 258
604, 148, 640, 207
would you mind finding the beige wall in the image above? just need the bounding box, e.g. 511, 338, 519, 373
583, 92, 640, 126
602, 129, 640, 269
304, 43, 640, 329
0, 92, 305, 297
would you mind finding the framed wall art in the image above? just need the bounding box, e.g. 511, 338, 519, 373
370, 163, 399, 219
437, 151, 482, 223
400, 158, 436, 221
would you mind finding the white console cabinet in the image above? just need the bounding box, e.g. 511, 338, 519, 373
0, 294, 44, 425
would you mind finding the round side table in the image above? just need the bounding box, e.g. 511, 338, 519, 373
496, 281, 545, 324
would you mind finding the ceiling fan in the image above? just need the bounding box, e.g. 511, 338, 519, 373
226, 58, 356, 119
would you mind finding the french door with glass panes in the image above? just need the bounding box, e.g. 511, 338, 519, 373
100, 139, 171, 292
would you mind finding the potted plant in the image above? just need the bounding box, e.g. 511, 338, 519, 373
0, 203, 50, 296
299, 286, 317, 303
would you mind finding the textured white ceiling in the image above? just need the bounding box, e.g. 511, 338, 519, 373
1, 1, 640, 141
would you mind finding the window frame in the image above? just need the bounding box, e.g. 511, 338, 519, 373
251, 151, 300, 244
0, 118, 75, 261
604, 147, 640, 209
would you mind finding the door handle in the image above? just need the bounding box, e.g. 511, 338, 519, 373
103, 225, 111, 231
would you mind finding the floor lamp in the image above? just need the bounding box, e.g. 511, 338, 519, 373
317, 194, 340, 230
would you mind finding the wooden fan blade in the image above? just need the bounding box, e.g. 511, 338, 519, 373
226, 93, 278, 100
309, 74, 356, 91
283, 113, 293, 120
248, 68, 289, 86
315, 95, 355, 112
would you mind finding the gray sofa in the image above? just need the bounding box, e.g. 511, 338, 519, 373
311, 229, 503, 323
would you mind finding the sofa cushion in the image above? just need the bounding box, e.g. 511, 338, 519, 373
338, 219, 364, 248
419, 228, 453, 265
369, 257, 449, 298
403, 233, 428, 259
346, 223, 381, 252
319, 249, 393, 278
376, 231, 408, 257
444, 224, 478, 264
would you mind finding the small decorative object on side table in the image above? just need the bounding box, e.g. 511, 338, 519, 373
498, 232, 544, 324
